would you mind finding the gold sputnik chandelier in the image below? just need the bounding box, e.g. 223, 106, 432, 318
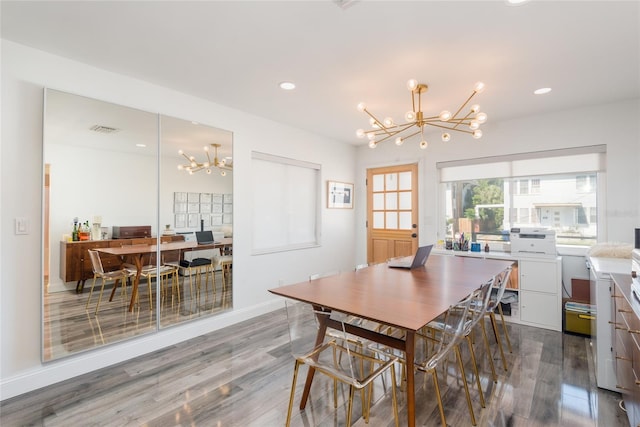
356, 79, 487, 149
177, 143, 231, 176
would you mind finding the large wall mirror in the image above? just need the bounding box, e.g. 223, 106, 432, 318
43, 89, 233, 361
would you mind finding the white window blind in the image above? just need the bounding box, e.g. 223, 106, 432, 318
437, 145, 606, 182
251, 152, 321, 254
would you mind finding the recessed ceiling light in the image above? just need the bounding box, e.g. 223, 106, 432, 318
534, 87, 552, 95
136, 143, 147, 148
279, 81, 296, 90
506, 0, 530, 5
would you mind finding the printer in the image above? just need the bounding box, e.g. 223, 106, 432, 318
509, 227, 557, 256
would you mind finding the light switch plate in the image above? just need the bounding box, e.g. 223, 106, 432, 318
15, 217, 29, 235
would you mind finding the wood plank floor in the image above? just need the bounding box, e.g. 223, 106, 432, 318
43, 269, 232, 361
1, 308, 630, 427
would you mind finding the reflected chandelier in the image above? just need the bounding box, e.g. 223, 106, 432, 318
356, 79, 487, 149
177, 143, 231, 176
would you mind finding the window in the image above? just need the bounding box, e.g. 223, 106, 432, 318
438, 146, 604, 247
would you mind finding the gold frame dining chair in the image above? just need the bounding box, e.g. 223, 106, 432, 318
416, 294, 475, 427
85, 249, 133, 315
137, 263, 179, 311
284, 300, 399, 427
213, 248, 232, 292
485, 266, 514, 371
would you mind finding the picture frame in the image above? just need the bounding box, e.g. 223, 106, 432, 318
327, 180, 353, 209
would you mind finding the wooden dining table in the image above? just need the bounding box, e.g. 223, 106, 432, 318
97, 238, 232, 312
269, 254, 514, 427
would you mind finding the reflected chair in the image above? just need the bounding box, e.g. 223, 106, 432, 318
485, 266, 514, 371
284, 300, 399, 427
213, 248, 232, 292
164, 251, 213, 306
137, 262, 179, 311
85, 249, 134, 315
415, 294, 474, 427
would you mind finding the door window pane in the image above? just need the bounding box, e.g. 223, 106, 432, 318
373, 193, 384, 210
399, 212, 412, 230
373, 212, 385, 229
399, 192, 412, 210
398, 171, 412, 190
385, 173, 398, 191
385, 192, 398, 210
372, 174, 384, 192
386, 212, 398, 229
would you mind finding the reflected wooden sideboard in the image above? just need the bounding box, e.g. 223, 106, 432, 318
59, 235, 185, 292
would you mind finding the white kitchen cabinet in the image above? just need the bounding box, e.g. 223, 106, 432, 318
518, 257, 563, 331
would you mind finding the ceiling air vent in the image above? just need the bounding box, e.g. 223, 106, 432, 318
89, 125, 120, 134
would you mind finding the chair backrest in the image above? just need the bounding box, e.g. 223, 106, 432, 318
488, 266, 513, 311
87, 249, 105, 275
466, 280, 493, 332
424, 294, 472, 371
284, 299, 360, 381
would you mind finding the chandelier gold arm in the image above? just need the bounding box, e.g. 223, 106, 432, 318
357, 80, 486, 148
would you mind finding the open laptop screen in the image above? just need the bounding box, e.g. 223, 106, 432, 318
195, 230, 214, 245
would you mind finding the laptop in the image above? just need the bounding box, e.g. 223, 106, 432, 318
195, 230, 215, 245
387, 245, 433, 269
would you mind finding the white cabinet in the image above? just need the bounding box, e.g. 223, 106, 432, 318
518, 257, 563, 331
588, 256, 631, 392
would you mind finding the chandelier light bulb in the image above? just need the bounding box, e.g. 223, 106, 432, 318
469, 120, 480, 130
369, 140, 377, 148
219, 159, 226, 166
470, 104, 480, 113
407, 79, 418, 91
188, 169, 194, 175
383, 117, 394, 127
177, 165, 183, 170
367, 132, 376, 140
439, 110, 452, 121
178, 149, 184, 155
204, 146, 209, 152
356, 128, 365, 138
405, 111, 416, 121
472, 129, 483, 139
395, 137, 404, 146
474, 82, 486, 93
441, 132, 451, 142
204, 162, 210, 167
221, 170, 226, 176
419, 140, 428, 149
476, 112, 488, 123
206, 169, 212, 174
357, 102, 367, 112
190, 161, 197, 168
369, 117, 380, 128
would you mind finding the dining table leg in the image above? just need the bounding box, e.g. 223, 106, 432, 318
299, 307, 329, 409
405, 330, 416, 427
127, 255, 143, 312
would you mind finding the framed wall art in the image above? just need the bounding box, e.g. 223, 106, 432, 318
327, 180, 353, 209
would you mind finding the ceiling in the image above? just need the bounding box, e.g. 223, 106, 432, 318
2, 1, 639, 147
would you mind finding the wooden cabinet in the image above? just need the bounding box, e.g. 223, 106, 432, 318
519, 257, 562, 331
611, 274, 640, 427
60, 236, 184, 291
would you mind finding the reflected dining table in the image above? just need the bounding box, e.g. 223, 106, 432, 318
97, 238, 232, 312
269, 254, 514, 427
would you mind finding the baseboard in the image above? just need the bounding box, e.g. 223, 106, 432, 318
0, 299, 284, 401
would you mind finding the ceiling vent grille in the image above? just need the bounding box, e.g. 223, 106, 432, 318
89, 125, 120, 134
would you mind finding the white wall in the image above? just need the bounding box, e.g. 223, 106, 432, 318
0, 40, 356, 399
354, 98, 640, 263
